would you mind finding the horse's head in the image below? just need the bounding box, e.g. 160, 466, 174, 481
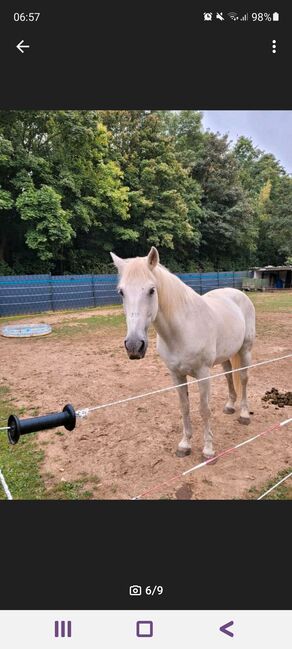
110, 247, 159, 359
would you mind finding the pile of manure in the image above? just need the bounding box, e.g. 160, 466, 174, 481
262, 388, 292, 408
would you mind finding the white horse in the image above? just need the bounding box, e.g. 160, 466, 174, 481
110, 247, 256, 459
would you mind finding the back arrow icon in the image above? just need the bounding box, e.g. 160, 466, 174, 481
17, 40, 30, 53
219, 620, 234, 637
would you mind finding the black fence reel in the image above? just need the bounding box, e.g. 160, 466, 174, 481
7, 404, 76, 445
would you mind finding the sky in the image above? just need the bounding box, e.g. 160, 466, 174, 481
201, 111, 292, 175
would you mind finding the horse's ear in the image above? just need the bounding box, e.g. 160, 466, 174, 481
110, 252, 125, 274
147, 246, 159, 269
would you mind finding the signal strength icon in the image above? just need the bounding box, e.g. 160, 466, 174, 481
228, 12, 239, 20
240, 13, 248, 21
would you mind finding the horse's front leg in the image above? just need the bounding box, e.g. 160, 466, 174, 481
197, 367, 215, 459
170, 371, 193, 457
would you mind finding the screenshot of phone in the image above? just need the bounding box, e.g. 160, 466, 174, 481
0, 1, 291, 647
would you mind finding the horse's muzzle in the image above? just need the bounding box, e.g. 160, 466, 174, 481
124, 337, 147, 360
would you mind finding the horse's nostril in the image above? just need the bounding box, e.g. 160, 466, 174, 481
139, 340, 145, 353
124, 338, 145, 355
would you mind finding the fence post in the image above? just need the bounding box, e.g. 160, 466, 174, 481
49, 275, 54, 312
92, 275, 96, 307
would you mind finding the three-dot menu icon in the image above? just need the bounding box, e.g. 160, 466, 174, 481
272, 40, 277, 54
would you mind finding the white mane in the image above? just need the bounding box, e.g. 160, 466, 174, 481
153, 264, 198, 317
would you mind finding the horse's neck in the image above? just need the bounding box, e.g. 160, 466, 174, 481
153, 267, 202, 342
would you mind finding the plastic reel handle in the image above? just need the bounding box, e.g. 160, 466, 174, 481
7, 404, 76, 445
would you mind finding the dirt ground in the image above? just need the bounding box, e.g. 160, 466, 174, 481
0, 295, 291, 499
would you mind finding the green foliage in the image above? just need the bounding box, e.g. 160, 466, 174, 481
0, 187, 13, 210
0, 259, 14, 275
16, 185, 73, 260
0, 110, 129, 272
233, 136, 290, 266
265, 175, 292, 262
101, 111, 202, 268
193, 132, 258, 269
0, 110, 291, 273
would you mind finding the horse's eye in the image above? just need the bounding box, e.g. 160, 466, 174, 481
149, 287, 155, 295
118, 289, 124, 297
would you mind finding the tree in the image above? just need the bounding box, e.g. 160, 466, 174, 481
16, 185, 73, 261
261, 176, 292, 264
0, 110, 129, 272
160, 110, 205, 171
100, 111, 202, 270
1, 110, 291, 275
193, 132, 257, 269
233, 136, 290, 266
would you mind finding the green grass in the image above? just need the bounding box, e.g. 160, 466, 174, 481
246, 291, 292, 313
249, 468, 292, 500
44, 479, 94, 500
0, 312, 125, 341
0, 386, 95, 500
0, 385, 46, 499
53, 313, 124, 337
0, 303, 122, 325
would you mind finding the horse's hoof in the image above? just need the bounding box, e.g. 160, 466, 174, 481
203, 455, 217, 465
223, 406, 235, 414
176, 448, 191, 458
238, 416, 250, 425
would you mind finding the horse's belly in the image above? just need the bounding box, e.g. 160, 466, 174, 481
213, 321, 245, 364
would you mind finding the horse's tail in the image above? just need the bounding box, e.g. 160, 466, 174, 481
231, 353, 242, 400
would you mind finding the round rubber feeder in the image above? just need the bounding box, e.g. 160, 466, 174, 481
1, 324, 52, 338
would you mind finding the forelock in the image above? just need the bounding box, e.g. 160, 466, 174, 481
121, 257, 154, 283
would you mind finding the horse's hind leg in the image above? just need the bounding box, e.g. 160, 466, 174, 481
222, 360, 237, 414
238, 344, 252, 425
171, 371, 193, 458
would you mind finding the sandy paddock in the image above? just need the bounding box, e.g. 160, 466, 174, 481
0, 297, 291, 499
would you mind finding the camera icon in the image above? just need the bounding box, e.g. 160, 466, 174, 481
129, 584, 142, 596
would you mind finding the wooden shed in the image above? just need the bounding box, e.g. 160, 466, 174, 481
245, 265, 292, 290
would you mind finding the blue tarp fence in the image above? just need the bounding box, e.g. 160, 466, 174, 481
0, 271, 250, 317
